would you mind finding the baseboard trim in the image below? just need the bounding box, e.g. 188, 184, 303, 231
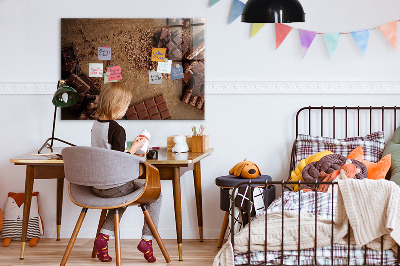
1, 81, 400, 95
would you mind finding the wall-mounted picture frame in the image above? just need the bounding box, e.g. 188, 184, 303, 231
61, 18, 205, 120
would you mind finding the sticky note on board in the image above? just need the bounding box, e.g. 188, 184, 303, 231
151, 48, 167, 62
171, 65, 184, 80
89, 63, 103, 77
149, 71, 162, 85
107, 66, 122, 81
104, 72, 118, 84
98, 47, 111, 60
157, 60, 172, 74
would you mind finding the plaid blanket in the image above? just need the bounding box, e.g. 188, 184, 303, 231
234, 191, 397, 265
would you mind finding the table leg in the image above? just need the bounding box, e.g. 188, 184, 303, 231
193, 161, 203, 242
56, 178, 64, 241
172, 167, 183, 261
20, 165, 35, 259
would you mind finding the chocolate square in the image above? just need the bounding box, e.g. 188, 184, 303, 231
148, 106, 158, 116
166, 41, 175, 51
160, 110, 171, 119
150, 113, 162, 120
157, 102, 168, 112
145, 99, 156, 108
125, 106, 136, 117
172, 48, 182, 58
137, 110, 149, 119
154, 95, 165, 104
134, 102, 146, 112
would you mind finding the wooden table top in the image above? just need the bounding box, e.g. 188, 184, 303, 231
10, 147, 214, 166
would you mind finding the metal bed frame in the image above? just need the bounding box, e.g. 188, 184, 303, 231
230, 106, 400, 266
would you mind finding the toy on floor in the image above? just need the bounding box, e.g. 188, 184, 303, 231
1, 192, 44, 247
229, 159, 261, 179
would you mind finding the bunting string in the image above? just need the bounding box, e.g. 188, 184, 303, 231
210, 0, 400, 58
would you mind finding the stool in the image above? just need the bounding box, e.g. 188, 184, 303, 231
215, 175, 275, 248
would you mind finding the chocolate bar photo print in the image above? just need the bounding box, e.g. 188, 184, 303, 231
60, 18, 205, 120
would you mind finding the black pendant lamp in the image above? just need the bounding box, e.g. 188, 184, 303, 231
242, 0, 305, 23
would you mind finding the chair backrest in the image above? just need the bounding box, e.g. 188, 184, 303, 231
62, 146, 145, 187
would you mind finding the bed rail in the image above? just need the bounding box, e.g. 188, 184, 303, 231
230, 180, 400, 266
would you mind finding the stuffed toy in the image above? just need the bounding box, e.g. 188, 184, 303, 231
1, 192, 44, 247
289, 150, 333, 191
317, 160, 360, 193
348, 146, 391, 180
172, 135, 189, 153
229, 159, 261, 179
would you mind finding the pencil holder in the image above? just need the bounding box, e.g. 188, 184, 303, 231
191, 135, 209, 153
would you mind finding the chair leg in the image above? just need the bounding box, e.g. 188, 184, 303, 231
141, 205, 171, 263
91, 209, 108, 258
217, 211, 230, 248
114, 209, 121, 266
60, 208, 88, 266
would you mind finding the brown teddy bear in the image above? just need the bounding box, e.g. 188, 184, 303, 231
229, 159, 261, 179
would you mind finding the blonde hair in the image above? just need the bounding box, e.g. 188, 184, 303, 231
96, 83, 133, 120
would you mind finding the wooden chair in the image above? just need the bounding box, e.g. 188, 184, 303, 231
60, 146, 171, 265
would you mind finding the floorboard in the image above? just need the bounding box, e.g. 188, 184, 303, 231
0, 239, 222, 265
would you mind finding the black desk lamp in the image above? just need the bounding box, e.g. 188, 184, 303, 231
38, 80, 79, 154
241, 0, 305, 23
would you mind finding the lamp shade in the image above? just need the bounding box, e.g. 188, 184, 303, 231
241, 0, 305, 23
52, 83, 79, 108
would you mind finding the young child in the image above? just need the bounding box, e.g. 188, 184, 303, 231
91, 83, 162, 263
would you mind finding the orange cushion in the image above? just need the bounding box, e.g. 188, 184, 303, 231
348, 146, 391, 180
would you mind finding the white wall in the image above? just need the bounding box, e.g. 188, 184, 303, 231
1, 0, 400, 240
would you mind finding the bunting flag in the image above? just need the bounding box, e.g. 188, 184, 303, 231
351, 29, 370, 55
275, 23, 293, 49
298, 29, 317, 58
251, 23, 266, 38
209, 0, 220, 7
229, 0, 245, 24
323, 33, 341, 58
378, 21, 398, 50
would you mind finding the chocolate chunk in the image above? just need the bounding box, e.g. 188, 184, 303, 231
154, 95, 166, 104
183, 71, 192, 83
150, 113, 162, 120
189, 95, 198, 106
160, 109, 171, 119
172, 48, 182, 59
157, 102, 168, 112
126, 106, 138, 120
148, 106, 158, 116
196, 96, 205, 110
134, 102, 146, 112
137, 109, 149, 119
66, 74, 90, 94
79, 74, 101, 95
181, 90, 192, 104
145, 98, 156, 108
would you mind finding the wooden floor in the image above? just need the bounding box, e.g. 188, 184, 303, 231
0, 239, 221, 265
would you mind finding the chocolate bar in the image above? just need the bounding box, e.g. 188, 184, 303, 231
79, 74, 101, 95
168, 18, 184, 27
66, 74, 90, 94
126, 94, 172, 120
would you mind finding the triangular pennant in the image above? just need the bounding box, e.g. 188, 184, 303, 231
298, 29, 317, 58
351, 29, 370, 55
229, 0, 245, 24
378, 21, 398, 50
209, 0, 220, 7
323, 33, 341, 58
275, 23, 293, 49
251, 23, 266, 38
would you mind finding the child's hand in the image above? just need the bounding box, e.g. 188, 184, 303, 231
134, 149, 149, 157
129, 137, 147, 155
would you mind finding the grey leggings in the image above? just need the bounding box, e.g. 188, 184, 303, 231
92, 180, 162, 240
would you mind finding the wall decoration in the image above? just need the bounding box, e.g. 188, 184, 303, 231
61, 18, 205, 120
209, 2, 399, 58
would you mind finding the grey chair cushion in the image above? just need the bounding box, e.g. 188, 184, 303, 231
69, 180, 145, 208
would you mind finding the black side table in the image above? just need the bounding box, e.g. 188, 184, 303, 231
215, 175, 275, 248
